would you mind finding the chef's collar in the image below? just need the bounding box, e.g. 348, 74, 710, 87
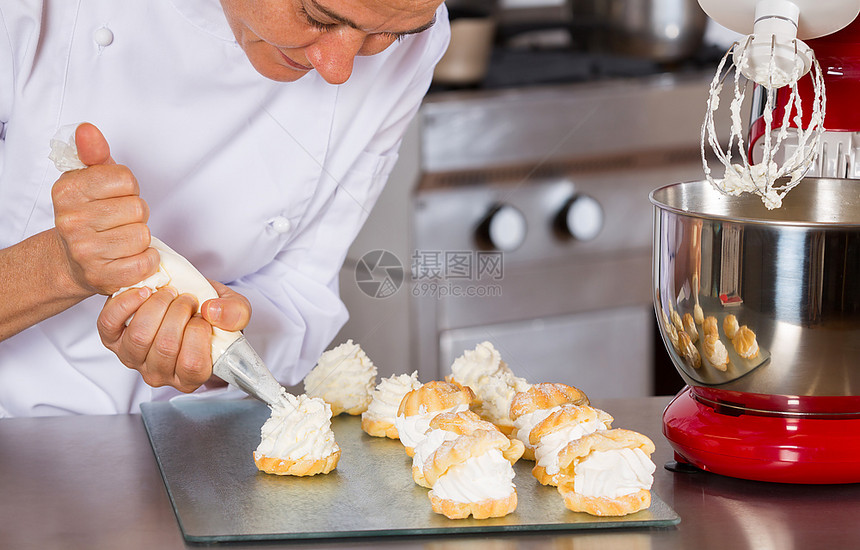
167, 0, 236, 42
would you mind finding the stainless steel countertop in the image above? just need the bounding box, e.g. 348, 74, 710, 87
2, 395, 858, 549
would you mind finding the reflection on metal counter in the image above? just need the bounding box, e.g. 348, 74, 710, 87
336, 72, 731, 399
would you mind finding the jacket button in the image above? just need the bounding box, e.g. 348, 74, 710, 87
268, 216, 292, 234
94, 27, 114, 47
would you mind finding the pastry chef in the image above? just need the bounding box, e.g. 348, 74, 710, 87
0, 0, 449, 417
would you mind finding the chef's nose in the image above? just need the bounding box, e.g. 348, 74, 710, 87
306, 28, 366, 85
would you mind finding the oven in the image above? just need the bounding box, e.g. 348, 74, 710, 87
337, 72, 721, 399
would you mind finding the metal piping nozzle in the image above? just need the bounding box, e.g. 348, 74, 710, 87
212, 335, 286, 407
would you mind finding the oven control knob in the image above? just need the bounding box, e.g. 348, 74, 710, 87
560, 195, 603, 241
481, 204, 527, 252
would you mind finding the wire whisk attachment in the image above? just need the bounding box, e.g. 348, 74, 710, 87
701, 34, 825, 209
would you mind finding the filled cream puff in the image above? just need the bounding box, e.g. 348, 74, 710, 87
509, 383, 590, 461
732, 325, 759, 359
361, 371, 422, 439
423, 425, 524, 519
529, 404, 614, 486
394, 381, 476, 457
556, 429, 656, 517
447, 341, 531, 434
412, 410, 523, 488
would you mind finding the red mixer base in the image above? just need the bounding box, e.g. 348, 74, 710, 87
663, 387, 860, 484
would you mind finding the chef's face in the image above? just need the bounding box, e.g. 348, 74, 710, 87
220, 0, 441, 84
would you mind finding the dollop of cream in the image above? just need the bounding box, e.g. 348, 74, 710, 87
704, 334, 729, 366
512, 405, 561, 453
361, 371, 422, 425
476, 371, 531, 426
412, 427, 459, 476
48, 124, 87, 171
450, 341, 506, 386
432, 448, 515, 503
304, 340, 377, 414
573, 448, 656, 498
715, 162, 787, 209
535, 420, 608, 476
449, 341, 530, 425
253, 393, 338, 461
395, 403, 470, 449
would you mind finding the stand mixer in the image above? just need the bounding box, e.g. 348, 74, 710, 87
652, 0, 860, 483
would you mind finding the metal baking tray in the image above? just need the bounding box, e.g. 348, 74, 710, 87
141, 399, 679, 543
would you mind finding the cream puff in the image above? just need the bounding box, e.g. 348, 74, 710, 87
732, 325, 759, 359
253, 392, 340, 476
703, 334, 729, 371
361, 371, 422, 439
423, 427, 523, 519
303, 340, 377, 416
671, 310, 683, 332
683, 312, 699, 343
702, 315, 719, 338
412, 410, 523, 488
723, 314, 739, 340
556, 429, 656, 517
677, 331, 702, 369
529, 404, 614, 486
509, 383, 590, 461
394, 381, 476, 457
661, 310, 681, 352
447, 341, 531, 434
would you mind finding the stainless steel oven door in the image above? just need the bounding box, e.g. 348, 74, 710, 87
439, 305, 654, 397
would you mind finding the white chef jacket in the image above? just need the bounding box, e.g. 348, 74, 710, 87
0, 0, 450, 416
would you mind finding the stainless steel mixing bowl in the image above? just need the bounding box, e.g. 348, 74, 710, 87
651, 178, 860, 411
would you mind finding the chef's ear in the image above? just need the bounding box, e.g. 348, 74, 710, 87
75, 122, 115, 166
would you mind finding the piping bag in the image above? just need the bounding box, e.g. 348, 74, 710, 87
49, 124, 286, 407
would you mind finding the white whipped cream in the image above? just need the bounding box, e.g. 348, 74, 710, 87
254, 393, 338, 461
48, 124, 87, 171
705, 335, 729, 366
451, 342, 511, 389
535, 420, 608, 476
450, 341, 530, 424
475, 370, 531, 425
412, 427, 460, 476
512, 405, 560, 452
431, 448, 515, 503
573, 448, 656, 499
450, 341, 506, 386
303, 340, 377, 414
361, 371, 422, 425
715, 162, 787, 209
394, 403, 470, 449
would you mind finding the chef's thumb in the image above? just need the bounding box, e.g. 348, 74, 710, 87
75, 122, 116, 166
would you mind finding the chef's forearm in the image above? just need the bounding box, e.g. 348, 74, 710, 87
0, 229, 91, 341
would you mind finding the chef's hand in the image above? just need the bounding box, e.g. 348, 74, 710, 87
51, 122, 160, 297
97, 280, 252, 393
